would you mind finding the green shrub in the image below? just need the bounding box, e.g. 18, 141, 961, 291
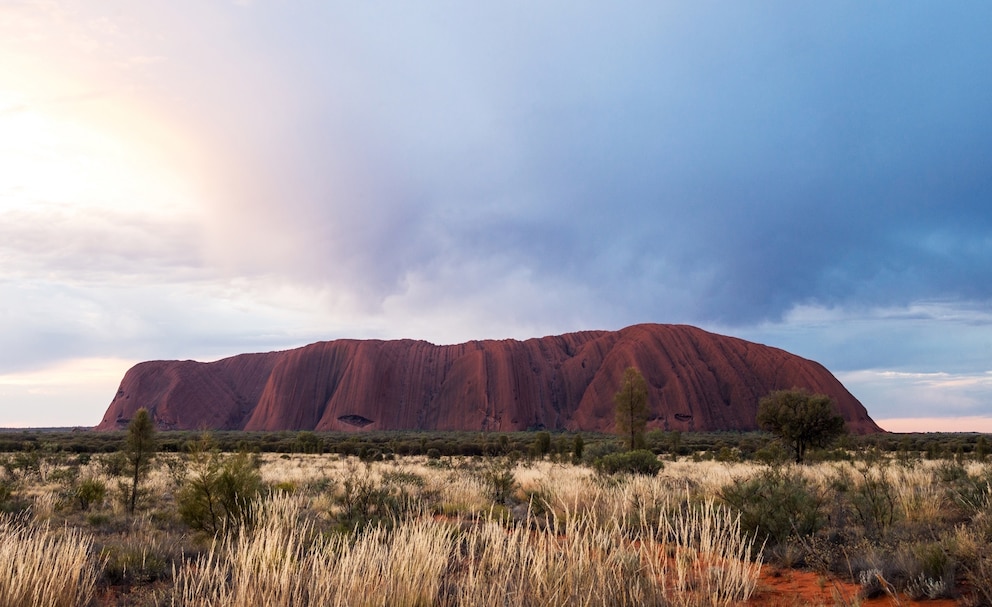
47, 464, 80, 486
850, 461, 898, 539
0, 478, 26, 514
294, 431, 322, 454
6, 451, 41, 479
593, 450, 662, 476
270, 481, 297, 494
952, 464, 992, 513
75, 478, 106, 511
902, 542, 955, 599
0, 477, 14, 504
98, 451, 128, 477
333, 464, 410, 532
177, 440, 263, 535
572, 434, 584, 461
358, 448, 384, 462
581, 440, 624, 465
85, 512, 111, 527
480, 458, 518, 504
719, 467, 823, 545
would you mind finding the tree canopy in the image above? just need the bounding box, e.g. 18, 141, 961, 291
614, 367, 649, 451
757, 388, 845, 463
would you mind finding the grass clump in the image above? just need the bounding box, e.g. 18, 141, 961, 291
0, 514, 99, 607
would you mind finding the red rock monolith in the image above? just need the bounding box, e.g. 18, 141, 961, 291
96, 324, 882, 434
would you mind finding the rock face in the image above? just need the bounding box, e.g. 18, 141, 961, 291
96, 324, 882, 434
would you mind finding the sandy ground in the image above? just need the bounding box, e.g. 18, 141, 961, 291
749, 567, 963, 607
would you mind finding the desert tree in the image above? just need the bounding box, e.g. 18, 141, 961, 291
124, 407, 156, 514
614, 366, 649, 451
757, 388, 845, 464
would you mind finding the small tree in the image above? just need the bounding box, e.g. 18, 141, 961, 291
572, 434, 584, 461
757, 388, 845, 464
177, 434, 262, 535
614, 367, 649, 451
124, 407, 156, 514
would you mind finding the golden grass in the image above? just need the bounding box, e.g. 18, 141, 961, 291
0, 514, 99, 607
664, 498, 763, 606
14, 450, 992, 604
169, 479, 763, 607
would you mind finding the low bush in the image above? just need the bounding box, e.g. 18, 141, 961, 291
719, 466, 823, 546
850, 460, 898, 540
98, 451, 128, 477
478, 458, 518, 504
101, 542, 171, 586
74, 478, 106, 511
593, 450, 662, 476
581, 440, 624, 465
333, 464, 411, 532
0, 478, 28, 514
0, 477, 15, 505
901, 542, 955, 599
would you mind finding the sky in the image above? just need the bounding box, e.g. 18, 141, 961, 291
1, 1, 990, 431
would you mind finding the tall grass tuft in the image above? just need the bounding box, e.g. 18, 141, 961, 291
171, 490, 763, 607
663, 499, 763, 606
172, 495, 451, 606
0, 514, 99, 607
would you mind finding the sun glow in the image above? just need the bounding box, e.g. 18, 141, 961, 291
0, 88, 199, 218
0, 357, 135, 427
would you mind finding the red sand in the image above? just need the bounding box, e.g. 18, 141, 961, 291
749, 567, 963, 607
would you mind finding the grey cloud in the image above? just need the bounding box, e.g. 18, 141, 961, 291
0, 207, 204, 282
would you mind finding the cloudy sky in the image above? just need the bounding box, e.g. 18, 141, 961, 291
1, 1, 990, 430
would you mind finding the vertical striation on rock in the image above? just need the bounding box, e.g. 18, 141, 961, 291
96, 324, 883, 434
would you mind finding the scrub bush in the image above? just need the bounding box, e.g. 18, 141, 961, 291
177, 440, 263, 535
593, 450, 662, 476
719, 466, 823, 545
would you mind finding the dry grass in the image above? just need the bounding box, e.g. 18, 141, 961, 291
0, 514, 100, 607
8, 449, 992, 605
170, 489, 761, 607
664, 498, 763, 606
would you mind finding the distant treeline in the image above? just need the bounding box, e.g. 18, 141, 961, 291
0, 428, 989, 462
